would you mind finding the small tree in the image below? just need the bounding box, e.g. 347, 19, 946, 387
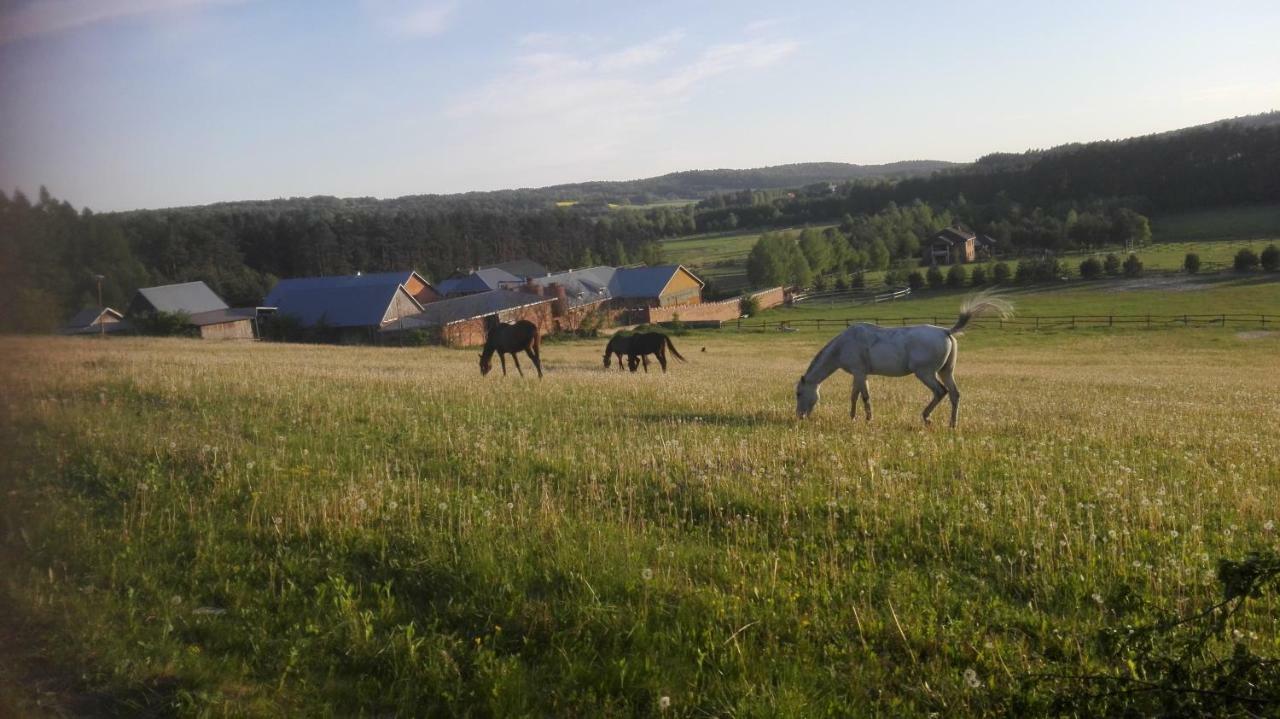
992, 262, 1011, 284
970, 265, 988, 286
946, 264, 966, 288
1123, 253, 1143, 277
907, 271, 925, 291
1261, 244, 1280, 272
851, 271, 866, 289
1103, 253, 1122, 276
1183, 253, 1201, 274
833, 274, 849, 291
926, 265, 945, 289
1079, 257, 1103, 279
739, 293, 761, 317
1234, 248, 1260, 272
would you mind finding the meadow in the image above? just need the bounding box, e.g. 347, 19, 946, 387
2, 303, 1279, 716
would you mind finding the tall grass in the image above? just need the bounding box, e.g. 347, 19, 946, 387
1, 329, 1278, 715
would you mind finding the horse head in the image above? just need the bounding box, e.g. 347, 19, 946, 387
479, 352, 493, 376
795, 375, 820, 419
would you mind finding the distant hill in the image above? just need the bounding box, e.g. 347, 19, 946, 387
137, 160, 957, 217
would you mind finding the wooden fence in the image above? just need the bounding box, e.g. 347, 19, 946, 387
730, 313, 1279, 332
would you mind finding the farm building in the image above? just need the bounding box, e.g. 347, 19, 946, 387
388, 289, 555, 347
434, 267, 523, 297
929, 228, 977, 265
263, 271, 436, 342
61, 307, 128, 335
528, 264, 705, 308
128, 281, 258, 339
479, 259, 548, 279
975, 234, 999, 258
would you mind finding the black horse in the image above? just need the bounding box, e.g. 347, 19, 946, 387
480, 319, 543, 378
602, 332, 686, 373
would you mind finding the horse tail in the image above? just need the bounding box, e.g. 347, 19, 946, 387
949, 288, 1014, 337
664, 335, 686, 362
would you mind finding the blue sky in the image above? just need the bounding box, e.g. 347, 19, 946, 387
1, 0, 1278, 211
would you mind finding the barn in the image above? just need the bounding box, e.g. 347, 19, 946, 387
128, 281, 258, 339
61, 307, 128, 335
434, 267, 523, 297
388, 289, 555, 347
263, 271, 437, 342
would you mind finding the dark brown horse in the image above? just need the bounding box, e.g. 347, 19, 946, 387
480, 319, 543, 378
602, 332, 685, 373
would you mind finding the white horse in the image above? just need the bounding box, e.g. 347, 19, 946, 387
795, 291, 1013, 426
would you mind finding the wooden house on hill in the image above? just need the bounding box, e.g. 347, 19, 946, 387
929, 228, 977, 265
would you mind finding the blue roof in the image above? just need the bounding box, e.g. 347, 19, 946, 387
264, 272, 423, 328
614, 265, 701, 298
393, 289, 551, 329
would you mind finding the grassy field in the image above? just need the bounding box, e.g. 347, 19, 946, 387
759, 274, 1280, 326
1151, 203, 1280, 243
662, 225, 838, 292
3, 304, 1280, 715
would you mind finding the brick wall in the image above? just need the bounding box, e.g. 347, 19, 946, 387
643, 287, 785, 324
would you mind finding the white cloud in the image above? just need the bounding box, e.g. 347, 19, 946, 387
0, 0, 247, 45
363, 0, 456, 38
440, 30, 797, 184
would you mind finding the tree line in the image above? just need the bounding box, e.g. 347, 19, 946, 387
0, 188, 681, 332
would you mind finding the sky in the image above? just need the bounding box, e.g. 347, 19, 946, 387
1, 0, 1278, 211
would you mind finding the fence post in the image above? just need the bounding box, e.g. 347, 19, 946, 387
1220, 314, 1225, 326
1146, 315, 1151, 328
1035, 316, 1039, 330
1184, 315, 1188, 326
817, 319, 821, 331
845, 319, 850, 327
1071, 315, 1076, 329
1109, 315, 1113, 327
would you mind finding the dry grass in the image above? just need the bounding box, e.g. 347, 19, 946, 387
1, 329, 1278, 716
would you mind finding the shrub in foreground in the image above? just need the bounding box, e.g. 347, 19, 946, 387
1234, 248, 1259, 272
1262, 244, 1280, 272
1183, 253, 1200, 274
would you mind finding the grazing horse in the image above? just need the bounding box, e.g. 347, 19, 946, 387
795, 291, 1012, 427
614, 332, 686, 373
480, 319, 543, 378
602, 334, 633, 370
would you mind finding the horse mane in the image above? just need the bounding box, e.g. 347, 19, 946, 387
801, 334, 842, 384
951, 289, 1015, 335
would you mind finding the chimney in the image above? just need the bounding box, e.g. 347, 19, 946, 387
548, 282, 568, 317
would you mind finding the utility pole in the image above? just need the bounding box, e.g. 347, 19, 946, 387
94, 274, 105, 338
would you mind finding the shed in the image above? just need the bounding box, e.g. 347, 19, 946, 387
128, 281, 258, 339
479, 259, 548, 280
613, 264, 704, 307
61, 307, 128, 335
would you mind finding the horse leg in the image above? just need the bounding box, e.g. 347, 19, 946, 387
641, 355, 650, 373
499, 353, 508, 376
940, 366, 960, 428
656, 346, 668, 373
914, 369, 947, 425
511, 353, 524, 377
851, 375, 871, 420
526, 347, 542, 379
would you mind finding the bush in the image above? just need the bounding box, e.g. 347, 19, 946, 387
883, 269, 902, 286
926, 266, 945, 289
906, 271, 925, 291
1262, 244, 1280, 272
134, 310, 193, 337
850, 272, 866, 289
970, 265, 987, 286
1183, 253, 1201, 274
945, 264, 966, 288
1079, 257, 1103, 280
1122, 253, 1143, 277
992, 262, 1011, 284
739, 294, 761, 317
833, 274, 848, 291
1234, 248, 1260, 272
1016, 257, 1063, 284
1103, 253, 1122, 276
